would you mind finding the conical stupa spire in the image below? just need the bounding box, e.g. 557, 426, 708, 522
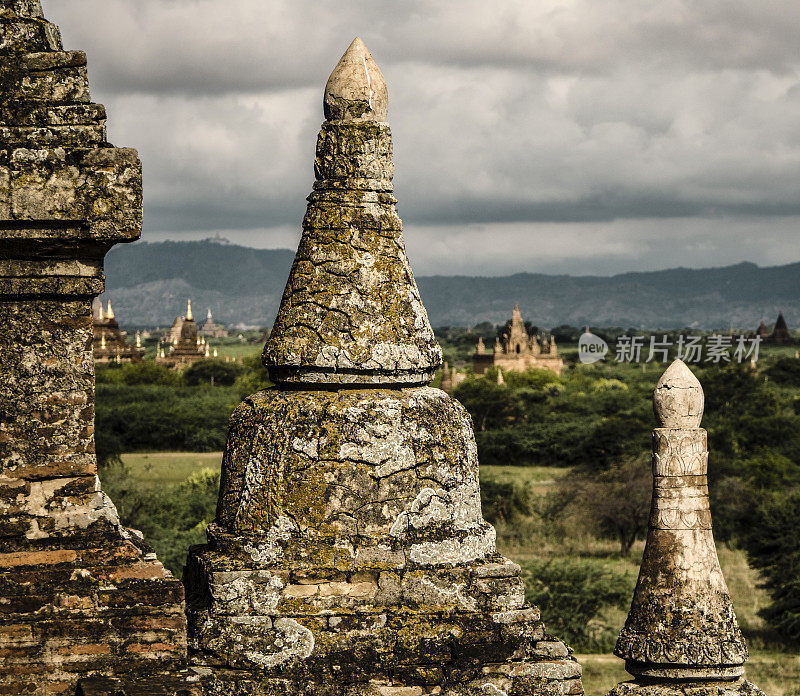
324, 37, 388, 122
106, 300, 114, 319
614, 359, 747, 681
263, 39, 440, 386
185, 298, 193, 321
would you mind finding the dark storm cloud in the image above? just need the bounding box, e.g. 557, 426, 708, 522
42, 0, 800, 275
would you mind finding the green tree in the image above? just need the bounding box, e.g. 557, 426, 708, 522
183, 358, 245, 386
523, 558, 635, 652
234, 354, 273, 399
96, 361, 181, 386
562, 457, 651, 556
454, 377, 518, 431
741, 488, 800, 644
104, 465, 220, 576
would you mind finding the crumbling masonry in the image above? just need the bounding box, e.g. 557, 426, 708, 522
0, 1, 197, 693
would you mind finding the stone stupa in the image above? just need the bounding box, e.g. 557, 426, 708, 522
184, 38, 582, 696
607, 360, 764, 696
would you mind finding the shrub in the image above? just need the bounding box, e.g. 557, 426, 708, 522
741, 488, 800, 644
480, 478, 532, 524
183, 359, 245, 386
96, 361, 182, 386
522, 558, 635, 652
103, 465, 220, 576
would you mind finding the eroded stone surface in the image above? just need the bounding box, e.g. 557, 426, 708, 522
608, 361, 761, 695
653, 359, 704, 429
606, 680, 765, 696
185, 38, 581, 696
324, 37, 388, 122
215, 387, 492, 559
263, 40, 439, 386
0, 3, 192, 692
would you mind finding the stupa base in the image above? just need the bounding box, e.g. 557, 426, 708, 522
194, 663, 583, 696
606, 678, 765, 696
624, 662, 745, 681
184, 546, 583, 696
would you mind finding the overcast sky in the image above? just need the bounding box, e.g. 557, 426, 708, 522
43, 0, 800, 276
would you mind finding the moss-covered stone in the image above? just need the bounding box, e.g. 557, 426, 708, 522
185, 37, 581, 696
262, 43, 439, 387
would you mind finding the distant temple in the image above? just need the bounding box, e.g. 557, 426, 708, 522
473, 304, 563, 377
755, 312, 793, 344
167, 315, 183, 344
199, 308, 228, 338
92, 299, 144, 364
156, 299, 209, 368
771, 311, 792, 344
439, 361, 466, 394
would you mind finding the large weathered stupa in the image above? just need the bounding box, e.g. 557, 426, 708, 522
607, 360, 763, 696
184, 38, 582, 696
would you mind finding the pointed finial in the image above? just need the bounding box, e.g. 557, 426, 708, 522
106, 300, 114, 319
98, 303, 105, 321
324, 37, 388, 122
207, 308, 213, 320
186, 298, 193, 321
653, 359, 704, 428
135, 330, 141, 348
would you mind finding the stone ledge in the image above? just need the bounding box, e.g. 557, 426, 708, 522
606, 679, 765, 696
77, 672, 203, 696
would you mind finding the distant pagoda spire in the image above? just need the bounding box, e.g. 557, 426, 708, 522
185, 298, 193, 322
772, 310, 792, 344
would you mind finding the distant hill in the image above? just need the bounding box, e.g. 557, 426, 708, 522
104, 239, 800, 331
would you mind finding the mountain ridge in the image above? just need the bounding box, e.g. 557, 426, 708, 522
103, 240, 800, 330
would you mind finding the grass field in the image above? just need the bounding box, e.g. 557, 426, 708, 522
114, 452, 798, 694
120, 451, 223, 486
210, 342, 262, 360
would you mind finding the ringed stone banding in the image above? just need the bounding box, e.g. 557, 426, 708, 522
609, 360, 762, 696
